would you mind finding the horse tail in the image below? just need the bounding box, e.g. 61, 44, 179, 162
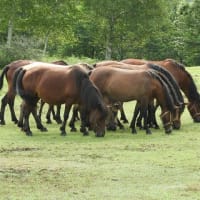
148, 70, 174, 112
0, 65, 9, 90
13, 68, 25, 96
13, 68, 38, 106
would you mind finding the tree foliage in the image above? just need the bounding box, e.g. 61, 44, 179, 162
0, 0, 199, 66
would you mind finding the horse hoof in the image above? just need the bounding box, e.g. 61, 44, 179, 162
70, 127, 77, 132
46, 120, 52, 124
146, 131, 152, 135
56, 119, 62, 124
41, 127, 48, 132
60, 132, 66, 136
26, 131, 32, 136
107, 126, 116, 131
13, 120, 18, 124
131, 130, 137, 134
0, 121, 5, 125
83, 131, 89, 136
123, 120, 129, 124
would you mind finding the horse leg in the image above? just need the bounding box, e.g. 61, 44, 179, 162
21, 102, 33, 136
120, 103, 129, 123
60, 105, 71, 136
136, 112, 144, 129
151, 103, 159, 129
0, 94, 8, 125
8, 96, 18, 124
130, 102, 140, 134
38, 100, 45, 121
17, 102, 25, 129
79, 108, 89, 136
46, 105, 53, 124
31, 106, 48, 132
141, 104, 152, 134
69, 105, 78, 132
55, 105, 62, 124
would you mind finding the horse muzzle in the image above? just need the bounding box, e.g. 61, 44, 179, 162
95, 130, 105, 137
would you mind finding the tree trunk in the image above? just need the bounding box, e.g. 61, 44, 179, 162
105, 15, 115, 60
7, 19, 13, 47
43, 32, 50, 56
105, 41, 112, 60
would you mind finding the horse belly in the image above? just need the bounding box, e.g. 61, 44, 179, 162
107, 78, 146, 102
36, 81, 69, 105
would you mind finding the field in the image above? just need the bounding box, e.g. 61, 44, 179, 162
0, 67, 200, 200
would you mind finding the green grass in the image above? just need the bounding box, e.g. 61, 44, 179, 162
0, 67, 200, 200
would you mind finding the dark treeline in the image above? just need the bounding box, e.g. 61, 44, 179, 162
0, 0, 199, 66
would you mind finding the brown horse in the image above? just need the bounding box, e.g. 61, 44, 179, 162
93, 61, 184, 130
121, 58, 200, 122
0, 59, 68, 125
90, 66, 176, 134
13, 63, 107, 137
37, 62, 93, 125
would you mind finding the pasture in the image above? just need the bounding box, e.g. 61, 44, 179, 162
0, 67, 200, 200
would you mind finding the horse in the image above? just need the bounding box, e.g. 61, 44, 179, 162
89, 66, 176, 134
13, 63, 107, 137
0, 59, 68, 125
93, 61, 184, 131
37, 62, 93, 125
121, 58, 200, 122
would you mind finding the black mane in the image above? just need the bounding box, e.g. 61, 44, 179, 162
73, 66, 107, 117
147, 70, 175, 112
166, 59, 200, 103
147, 63, 185, 113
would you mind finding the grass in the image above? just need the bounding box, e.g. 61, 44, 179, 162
0, 67, 200, 200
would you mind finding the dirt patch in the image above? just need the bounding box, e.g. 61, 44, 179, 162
185, 184, 200, 192
0, 147, 40, 153
0, 168, 31, 176
124, 143, 171, 152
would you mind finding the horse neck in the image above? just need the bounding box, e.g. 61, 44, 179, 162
166, 62, 199, 103
150, 72, 174, 113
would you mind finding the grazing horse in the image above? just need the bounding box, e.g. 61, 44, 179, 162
0, 59, 68, 125
13, 63, 107, 137
93, 62, 184, 130
89, 66, 176, 134
121, 58, 200, 122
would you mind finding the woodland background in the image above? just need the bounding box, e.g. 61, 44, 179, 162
0, 0, 199, 66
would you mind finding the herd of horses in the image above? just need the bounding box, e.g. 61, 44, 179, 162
0, 58, 200, 137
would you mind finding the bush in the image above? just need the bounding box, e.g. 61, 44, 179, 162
0, 35, 43, 68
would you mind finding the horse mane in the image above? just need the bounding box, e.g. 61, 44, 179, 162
52, 60, 68, 66
147, 70, 175, 112
165, 59, 200, 102
0, 65, 9, 90
73, 67, 107, 117
147, 63, 185, 113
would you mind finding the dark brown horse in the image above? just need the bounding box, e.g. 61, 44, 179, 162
121, 58, 200, 122
13, 63, 107, 136
0, 59, 68, 125
90, 66, 176, 134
